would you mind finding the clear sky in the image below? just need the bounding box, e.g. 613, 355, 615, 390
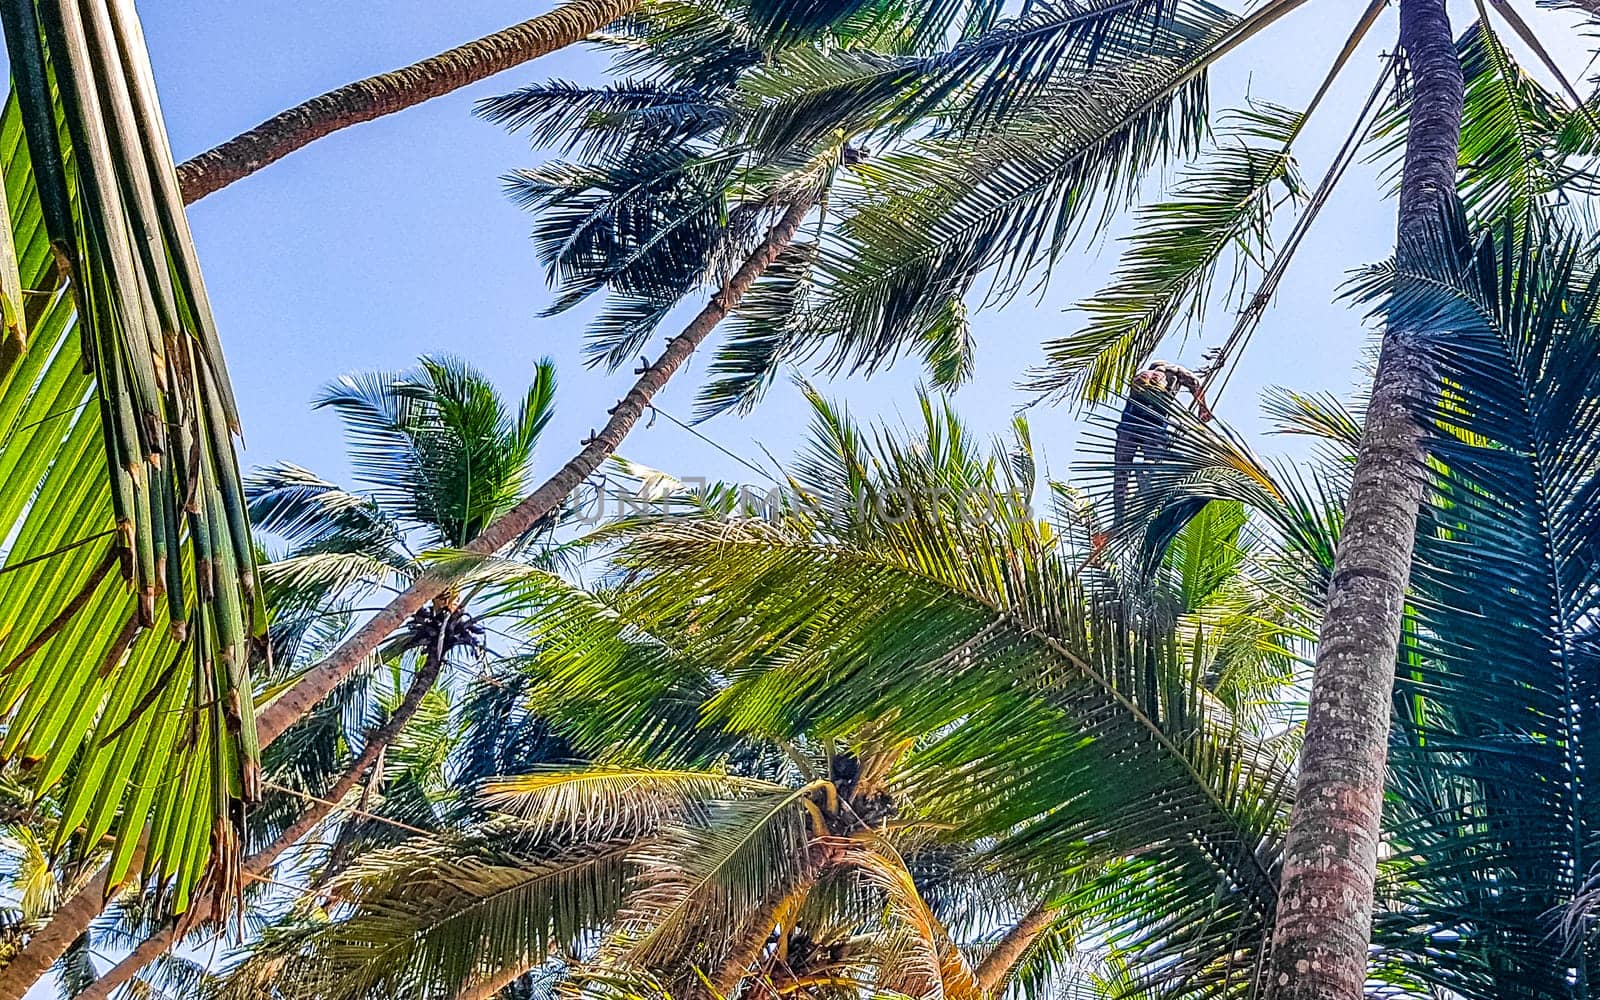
132, 1, 1591, 520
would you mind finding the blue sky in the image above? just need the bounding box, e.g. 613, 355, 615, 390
141, 1, 1591, 518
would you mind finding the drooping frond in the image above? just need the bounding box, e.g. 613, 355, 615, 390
619, 785, 821, 972
584, 390, 1298, 994
779, 26, 1228, 383
0, 0, 263, 902
217, 836, 632, 1000
738, 0, 1237, 153
1029, 103, 1304, 402
482, 766, 784, 839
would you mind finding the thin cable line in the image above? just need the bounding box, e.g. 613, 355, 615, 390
648, 405, 783, 486
262, 779, 435, 838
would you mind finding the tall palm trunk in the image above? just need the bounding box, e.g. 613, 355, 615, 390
4, 623, 452, 1000
174, 0, 639, 203
0, 201, 812, 999
1267, 0, 1462, 997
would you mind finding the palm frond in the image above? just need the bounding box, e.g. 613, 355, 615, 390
0, 0, 261, 901
219, 837, 632, 1000
1029, 103, 1303, 402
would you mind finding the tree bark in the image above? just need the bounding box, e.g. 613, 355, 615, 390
174, 0, 640, 203
0, 858, 127, 1000
0, 199, 811, 998
973, 903, 1060, 994
1267, 1, 1463, 997
14, 623, 450, 1000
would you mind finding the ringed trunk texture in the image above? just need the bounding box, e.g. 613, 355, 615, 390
21, 626, 450, 1000
175, 0, 639, 203
254, 195, 813, 746
1267, 0, 1463, 997
973, 903, 1061, 994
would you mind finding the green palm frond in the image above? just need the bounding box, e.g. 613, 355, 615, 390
1342, 209, 1600, 997
738, 0, 1236, 153
620, 784, 821, 972
743, 0, 1001, 49
314, 356, 557, 549
586, 390, 1298, 994
1074, 403, 1344, 596
1374, 19, 1578, 222
482, 766, 784, 839
787, 34, 1223, 382
478, 80, 733, 163
1029, 103, 1304, 402
218, 837, 632, 1000
245, 464, 400, 557
0, 120, 227, 910
1259, 385, 1362, 456
0, 0, 261, 902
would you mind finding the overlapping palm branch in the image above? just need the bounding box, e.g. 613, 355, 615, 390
1073, 203, 1600, 997
197, 387, 1304, 999
0, 1, 259, 905
574, 390, 1301, 992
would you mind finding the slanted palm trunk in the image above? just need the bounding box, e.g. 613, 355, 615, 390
11, 618, 453, 1000
175, 0, 639, 202
0, 201, 813, 999
705, 872, 824, 1000
1267, 0, 1463, 996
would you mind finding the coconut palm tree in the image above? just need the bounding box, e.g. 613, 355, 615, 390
682, 5, 1590, 991
1079, 208, 1600, 998
207, 386, 1307, 998
174, 0, 1005, 203
66, 355, 569, 998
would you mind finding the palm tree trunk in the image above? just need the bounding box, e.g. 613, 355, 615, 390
0, 201, 811, 999
456, 960, 539, 1000
253, 196, 814, 746
973, 903, 1060, 994
1267, 0, 1462, 997
0, 858, 126, 1000
10, 625, 451, 1000
174, 0, 639, 203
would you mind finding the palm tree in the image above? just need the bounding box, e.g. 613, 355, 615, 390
213, 386, 1306, 998
686, 5, 1585, 991
0, 3, 978, 988
69, 354, 567, 998
173, 0, 1001, 203
1267, 2, 1461, 992
1077, 209, 1600, 997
